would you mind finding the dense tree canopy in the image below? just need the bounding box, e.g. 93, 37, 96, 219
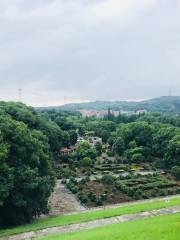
0, 103, 58, 226
1, 101, 180, 227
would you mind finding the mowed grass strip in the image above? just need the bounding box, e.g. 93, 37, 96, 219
38, 213, 180, 240
0, 197, 180, 238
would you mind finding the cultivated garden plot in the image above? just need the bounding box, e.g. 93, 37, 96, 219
65, 174, 180, 207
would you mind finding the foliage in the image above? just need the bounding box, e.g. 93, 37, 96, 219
115, 175, 178, 200
1, 198, 179, 238
95, 142, 102, 156
101, 174, 115, 185
0, 103, 55, 227
46, 96, 180, 114
80, 157, 93, 167
77, 142, 97, 160
113, 137, 125, 155
171, 166, 180, 180
165, 135, 180, 167
2, 101, 180, 226
40, 213, 180, 240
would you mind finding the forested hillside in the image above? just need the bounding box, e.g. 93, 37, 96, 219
0, 102, 76, 227
1, 101, 180, 228
42, 96, 180, 114
43, 109, 180, 206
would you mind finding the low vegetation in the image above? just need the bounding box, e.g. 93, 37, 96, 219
0, 197, 179, 238
66, 174, 180, 206
38, 213, 180, 240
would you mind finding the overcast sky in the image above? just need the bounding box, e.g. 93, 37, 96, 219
0, 0, 180, 106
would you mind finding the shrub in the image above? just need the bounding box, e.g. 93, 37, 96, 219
96, 197, 103, 206
78, 193, 88, 204
131, 153, 145, 163
88, 191, 97, 202
61, 179, 67, 184
71, 186, 78, 194
171, 166, 180, 180
133, 190, 142, 200
100, 193, 108, 201
80, 157, 93, 167
101, 174, 115, 185
176, 188, 180, 194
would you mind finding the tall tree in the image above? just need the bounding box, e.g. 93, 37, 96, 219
0, 113, 55, 226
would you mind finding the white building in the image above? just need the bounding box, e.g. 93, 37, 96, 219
88, 137, 102, 146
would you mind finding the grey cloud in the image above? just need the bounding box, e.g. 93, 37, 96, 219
0, 0, 180, 106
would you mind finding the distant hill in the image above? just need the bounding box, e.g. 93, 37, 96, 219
39, 96, 180, 114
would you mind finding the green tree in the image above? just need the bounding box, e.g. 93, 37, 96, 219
101, 130, 110, 143
68, 130, 77, 145
152, 125, 176, 158
0, 113, 55, 227
108, 136, 115, 147
171, 166, 180, 180
131, 153, 145, 163
77, 142, 97, 160
164, 135, 180, 167
113, 137, 125, 155
0, 133, 13, 208
80, 157, 93, 167
95, 142, 102, 156
63, 131, 70, 148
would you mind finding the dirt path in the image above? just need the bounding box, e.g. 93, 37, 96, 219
48, 179, 180, 216
48, 180, 85, 216
2, 206, 180, 240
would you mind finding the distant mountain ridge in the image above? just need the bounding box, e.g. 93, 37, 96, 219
39, 96, 180, 114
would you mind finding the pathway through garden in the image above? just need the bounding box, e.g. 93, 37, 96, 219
48, 180, 85, 216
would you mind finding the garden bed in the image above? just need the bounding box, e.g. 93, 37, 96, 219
66, 174, 180, 207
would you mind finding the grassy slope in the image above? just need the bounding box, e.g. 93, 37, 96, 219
0, 197, 180, 237
39, 213, 180, 240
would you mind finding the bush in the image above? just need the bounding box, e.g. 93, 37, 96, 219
71, 186, 78, 194
151, 187, 159, 197
61, 179, 67, 184
78, 193, 88, 204
88, 191, 97, 202
101, 174, 115, 185
171, 166, 180, 180
132, 153, 145, 163
176, 188, 180, 194
101, 193, 108, 201
107, 150, 114, 157
56, 167, 75, 179
96, 197, 103, 206
80, 157, 93, 167
66, 179, 79, 193
133, 190, 142, 200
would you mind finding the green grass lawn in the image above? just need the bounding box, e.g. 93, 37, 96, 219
0, 197, 180, 238
38, 213, 180, 240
